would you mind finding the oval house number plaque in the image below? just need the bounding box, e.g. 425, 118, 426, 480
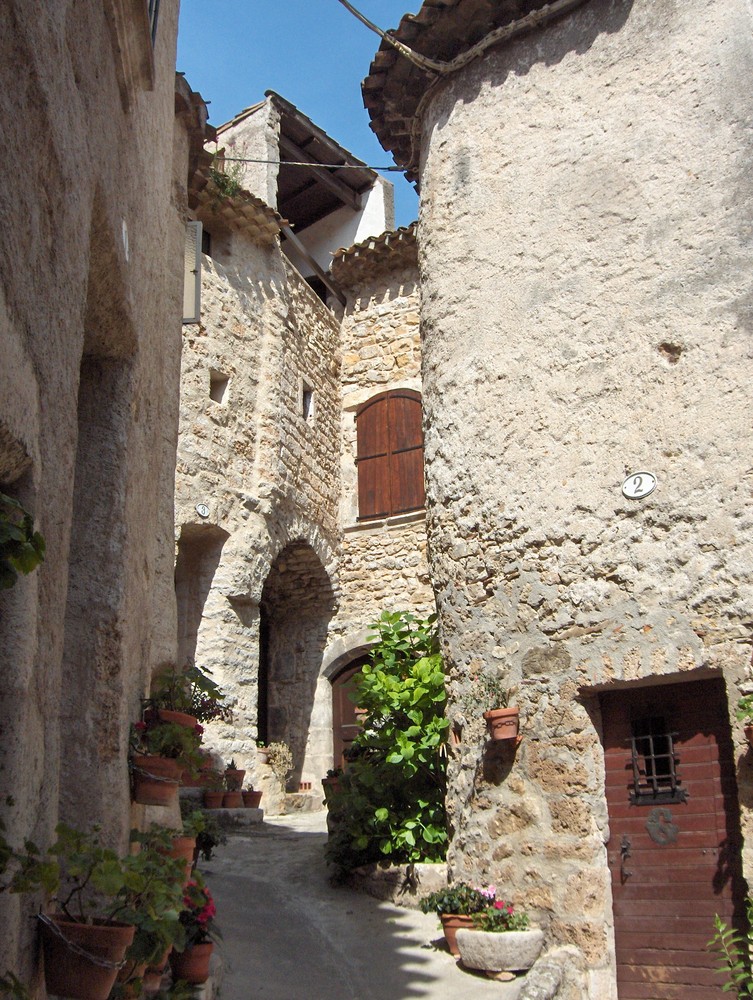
622, 471, 657, 500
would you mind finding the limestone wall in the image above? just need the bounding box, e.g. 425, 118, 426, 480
175, 237, 342, 787
0, 0, 193, 985
330, 259, 435, 661
415, 1, 753, 993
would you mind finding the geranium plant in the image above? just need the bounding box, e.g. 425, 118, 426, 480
472, 898, 530, 932
131, 720, 203, 777
419, 882, 492, 918
177, 878, 220, 949
147, 662, 232, 724
0, 492, 45, 590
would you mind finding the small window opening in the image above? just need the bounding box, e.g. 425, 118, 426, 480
209, 370, 229, 404
201, 228, 212, 257
629, 715, 687, 805
302, 384, 314, 423
305, 275, 328, 303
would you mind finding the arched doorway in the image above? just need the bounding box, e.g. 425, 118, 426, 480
331, 655, 370, 770
258, 540, 335, 789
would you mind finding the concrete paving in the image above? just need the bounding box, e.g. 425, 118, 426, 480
201, 811, 523, 1000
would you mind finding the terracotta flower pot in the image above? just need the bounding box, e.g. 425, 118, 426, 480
224, 767, 245, 791
144, 708, 197, 729
440, 913, 476, 957
143, 945, 171, 991
223, 790, 243, 808
257, 748, 270, 765
483, 707, 520, 741
117, 959, 147, 997
165, 835, 196, 883
40, 915, 135, 1000
169, 941, 214, 984
202, 790, 224, 809
243, 789, 262, 808
131, 755, 182, 806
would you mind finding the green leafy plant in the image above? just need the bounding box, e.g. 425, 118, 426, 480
472, 899, 530, 932
180, 800, 226, 863
148, 663, 232, 724
462, 671, 511, 713
419, 883, 491, 917
0, 972, 32, 999
709, 901, 753, 997
0, 492, 45, 590
131, 720, 203, 776
736, 696, 753, 725
208, 159, 243, 200
266, 742, 293, 786
325, 610, 449, 874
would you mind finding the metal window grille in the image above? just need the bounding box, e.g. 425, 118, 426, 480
628, 716, 688, 805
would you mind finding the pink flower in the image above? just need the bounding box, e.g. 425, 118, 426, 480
134, 722, 147, 732
194, 724, 204, 735
493, 900, 506, 910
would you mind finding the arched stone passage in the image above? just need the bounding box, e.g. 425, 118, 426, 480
259, 540, 335, 788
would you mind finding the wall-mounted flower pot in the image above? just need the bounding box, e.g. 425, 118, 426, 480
243, 790, 262, 808
483, 707, 520, 741
169, 941, 214, 985
257, 748, 270, 764
222, 791, 243, 808
131, 755, 182, 806
164, 835, 196, 884
439, 913, 476, 957
40, 915, 135, 1000
143, 707, 198, 729
202, 790, 224, 809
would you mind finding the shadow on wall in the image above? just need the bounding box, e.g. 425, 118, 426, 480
435, 0, 637, 124
176, 523, 230, 667
259, 540, 335, 787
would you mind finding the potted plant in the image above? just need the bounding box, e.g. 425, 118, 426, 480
257, 740, 269, 764
114, 828, 189, 996
419, 883, 493, 956
224, 758, 245, 792
321, 767, 343, 801
130, 720, 203, 806
181, 801, 227, 865
146, 663, 233, 728
242, 787, 262, 808
266, 741, 294, 789
169, 876, 220, 985
202, 770, 225, 809
736, 695, 753, 747
457, 899, 544, 977
8, 823, 183, 1000
467, 673, 519, 741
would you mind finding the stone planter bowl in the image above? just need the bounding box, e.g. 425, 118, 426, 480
456, 927, 544, 974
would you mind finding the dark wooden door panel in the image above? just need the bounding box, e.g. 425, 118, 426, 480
601, 678, 745, 1000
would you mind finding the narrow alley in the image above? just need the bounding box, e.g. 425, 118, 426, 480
202, 813, 519, 1000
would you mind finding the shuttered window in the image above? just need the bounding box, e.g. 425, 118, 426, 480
356, 390, 425, 520
183, 221, 202, 324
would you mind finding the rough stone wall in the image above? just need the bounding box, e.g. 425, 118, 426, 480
0, 0, 190, 985
329, 260, 434, 659
175, 236, 342, 787
415, 1, 753, 994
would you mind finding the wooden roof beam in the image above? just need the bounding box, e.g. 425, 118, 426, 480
279, 135, 363, 212
281, 225, 346, 306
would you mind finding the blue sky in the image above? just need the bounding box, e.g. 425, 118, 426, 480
177, 1, 420, 228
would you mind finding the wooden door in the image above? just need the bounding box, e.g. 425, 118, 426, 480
601, 678, 745, 1000
331, 659, 367, 770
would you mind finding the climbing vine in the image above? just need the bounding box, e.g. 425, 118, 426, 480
325, 610, 449, 874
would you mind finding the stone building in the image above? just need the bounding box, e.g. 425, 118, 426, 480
0, 0, 210, 986
176, 99, 433, 809
364, 0, 753, 997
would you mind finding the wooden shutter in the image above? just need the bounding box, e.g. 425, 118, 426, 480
182, 221, 202, 324
356, 390, 424, 520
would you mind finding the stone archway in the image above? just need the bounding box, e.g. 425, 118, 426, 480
259, 540, 335, 789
